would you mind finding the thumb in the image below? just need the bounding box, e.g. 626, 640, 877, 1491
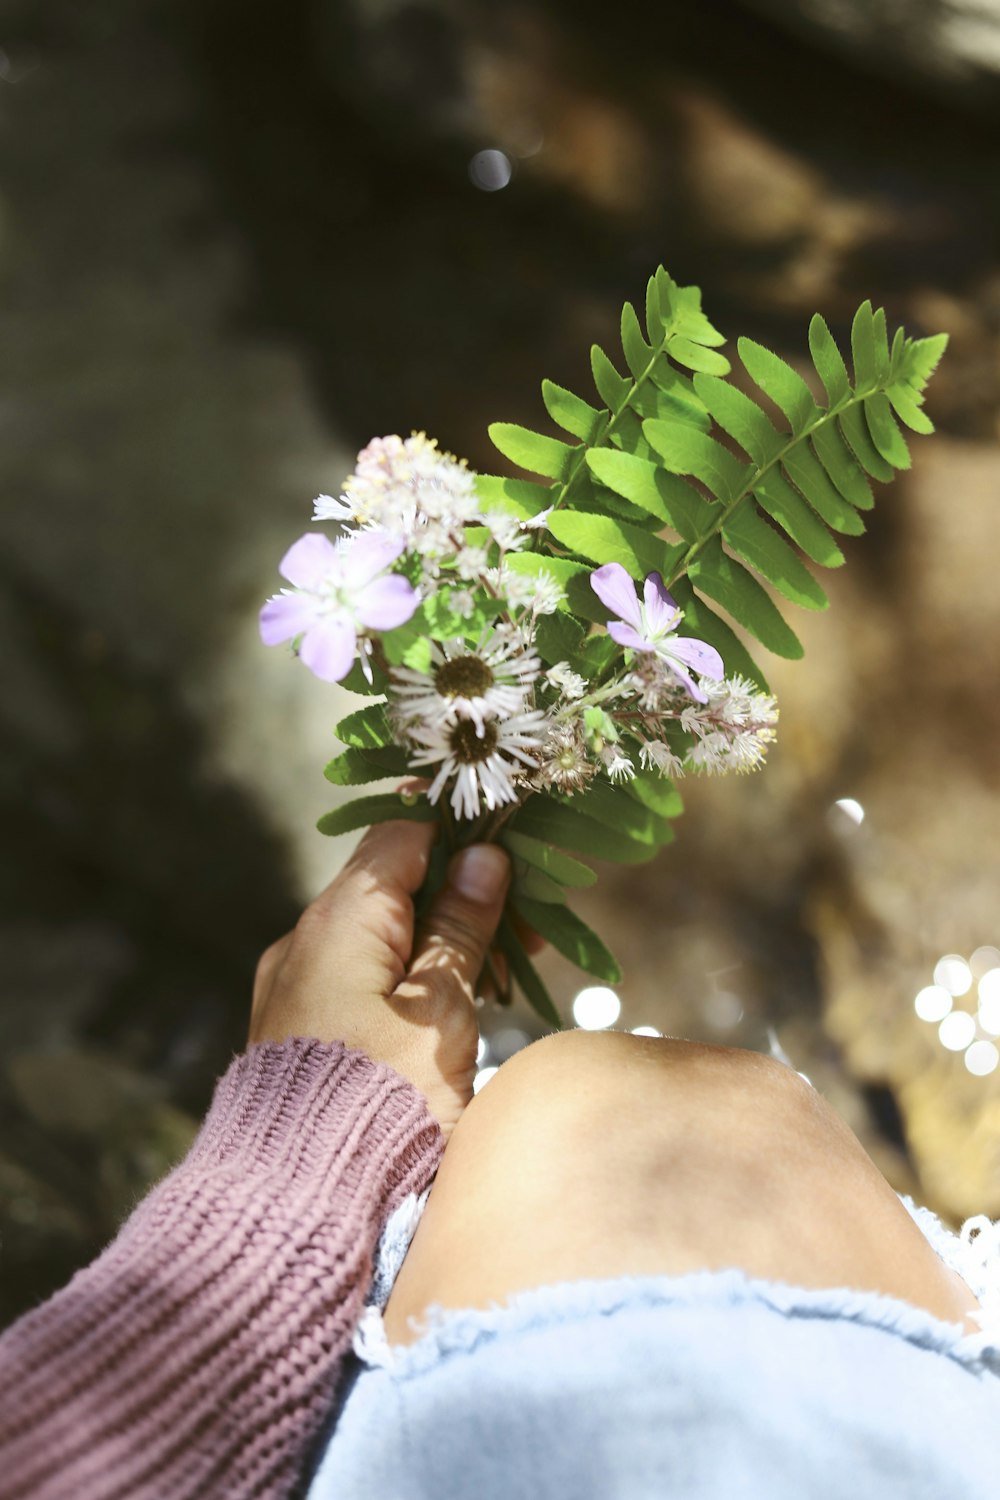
403, 844, 511, 1003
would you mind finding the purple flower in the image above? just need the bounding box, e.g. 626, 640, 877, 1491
590, 562, 723, 703
260, 531, 418, 682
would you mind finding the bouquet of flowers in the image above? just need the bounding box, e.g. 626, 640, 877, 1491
261, 267, 945, 1026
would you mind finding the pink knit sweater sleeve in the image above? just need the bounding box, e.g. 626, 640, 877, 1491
0, 1037, 446, 1500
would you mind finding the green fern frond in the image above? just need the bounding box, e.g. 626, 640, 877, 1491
481, 268, 945, 700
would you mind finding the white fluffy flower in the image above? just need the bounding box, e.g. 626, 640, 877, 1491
314, 433, 481, 558
406, 708, 550, 820
545, 660, 587, 700
601, 744, 635, 783
638, 740, 685, 777
486, 564, 564, 615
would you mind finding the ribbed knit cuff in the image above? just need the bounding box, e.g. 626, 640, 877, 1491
186, 1035, 445, 1213
0, 1038, 446, 1500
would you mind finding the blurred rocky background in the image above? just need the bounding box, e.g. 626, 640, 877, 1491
2, 0, 999, 1326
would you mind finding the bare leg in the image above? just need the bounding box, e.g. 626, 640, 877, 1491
383, 1031, 982, 1347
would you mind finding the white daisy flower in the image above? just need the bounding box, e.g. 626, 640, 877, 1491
406, 708, 550, 820
389, 629, 542, 738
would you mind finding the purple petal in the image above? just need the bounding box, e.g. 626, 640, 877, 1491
259, 592, 319, 645
667, 636, 725, 679
664, 659, 707, 703
355, 574, 419, 631
278, 533, 339, 590
299, 617, 357, 682
643, 572, 681, 634
589, 563, 642, 631
340, 529, 405, 588
607, 620, 651, 651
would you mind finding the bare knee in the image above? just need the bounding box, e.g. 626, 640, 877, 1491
448, 1029, 839, 1202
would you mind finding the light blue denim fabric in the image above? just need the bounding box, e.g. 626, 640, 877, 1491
306, 1189, 1000, 1499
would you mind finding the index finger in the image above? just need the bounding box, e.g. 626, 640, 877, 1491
330, 779, 437, 902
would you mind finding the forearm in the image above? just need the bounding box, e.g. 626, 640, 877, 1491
0, 1037, 445, 1500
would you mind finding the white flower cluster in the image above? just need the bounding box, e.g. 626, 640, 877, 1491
632, 672, 779, 777
315, 432, 552, 594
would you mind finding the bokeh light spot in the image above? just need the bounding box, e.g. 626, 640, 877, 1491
933, 954, 973, 996
964, 1040, 1000, 1076
938, 1010, 977, 1051
473, 1066, 499, 1093
469, 149, 512, 191
572, 986, 621, 1029
914, 985, 953, 1023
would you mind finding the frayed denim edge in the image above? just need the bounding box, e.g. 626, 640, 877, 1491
382, 1267, 1000, 1383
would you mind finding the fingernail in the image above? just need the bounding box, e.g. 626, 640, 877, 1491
451, 845, 509, 904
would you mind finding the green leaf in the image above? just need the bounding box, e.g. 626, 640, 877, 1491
850, 301, 879, 391
511, 863, 567, 904
570, 632, 619, 677
661, 272, 728, 347
838, 403, 895, 481
885, 384, 934, 435
381, 608, 433, 669
511, 797, 659, 864
644, 273, 663, 343
782, 444, 866, 535
611, 406, 658, 462
500, 829, 597, 887
570, 482, 663, 532
692, 373, 785, 466
338, 657, 390, 696
667, 334, 731, 376
808, 314, 851, 407
575, 778, 670, 846
323, 746, 409, 786
335, 702, 393, 750
871, 306, 891, 381
318, 792, 437, 837
864, 393, 911, 470
497, 914, 564, 1028
488, 421, 574, 480
534, 609, 586, 665
689, 536, 804, 658
751, 471, 845, 568
542, 380, 603, 443
644, 418, 747, 501
669, 578, 768, 690
591, 343, 631, 410
624, 767, 683, 819
647, 363, 712, 430
900, 332, 948, 388
722, 507, 828, 611
810, 421, 874, 510
621, 301, 654, 380
546, 510, 684, 580
586, 449, 709, 541
738, 338, 820, 434
475, 474, 552, 518
511, 895, 622, 984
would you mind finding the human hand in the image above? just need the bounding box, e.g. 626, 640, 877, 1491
249, 787, 542, 1142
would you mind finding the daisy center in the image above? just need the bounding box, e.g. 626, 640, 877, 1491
448, 719, 499, 764
435, 654, 495, 699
